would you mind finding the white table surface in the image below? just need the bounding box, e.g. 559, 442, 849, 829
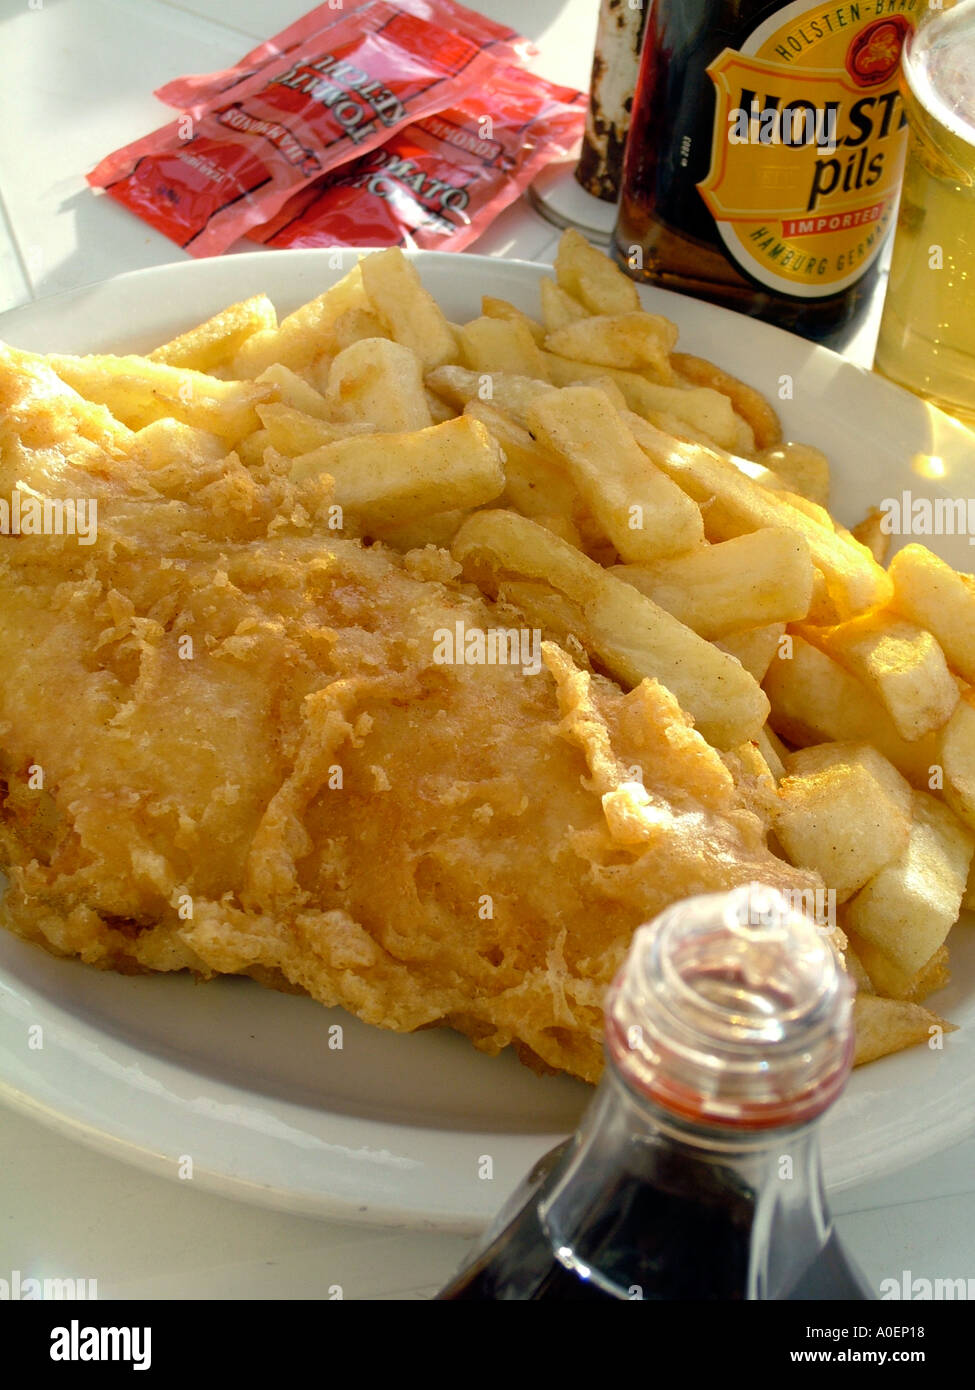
0, 0, 972, 1301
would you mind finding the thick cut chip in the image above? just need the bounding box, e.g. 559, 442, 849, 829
623, 383, 743, 450
554, 227, 640, 315
846, 931, 950, 1002
149, 294, 277, 371
890, 543, 975, 684
775, 743, 913, 902
625, 413, 890, 617
232, 264, 369, 377
426, 365, 554, 428
544, 311, 677, 379
329, 307, 389, 352
452, 510, 769, 748
578, 375, 629, 412
544, 353, 741, 440
256, 363, 332, 418
360, 248, 457, 369
939, 691, 975, 834
756, 442, 830, 506
850, 507, 891, 564
545, 358, 739, 448
853, 995, 952, 1065
754, 724, 787, 781
843, 944, 875, 994
425, 387, 456, 423
844, 791, 974, 976
495, 579, 590, 657
372, 508, 470, 552
764, 635, 941, 787
256, 404, 373, 455
540, 278, 589, 333
813, 611, 959, 741
481, 296, 546, 346
524, 387, 705, 564
611, 529, 813, 639
545, 350, 695, 414
325, 338, 432, 433
964, 857, 975, 911
289, 416, 504, 528
671, 350, 783, 452
458, 315, 551, 380
462, 401, 579, 525
805, 569, 843, 626
44, 352, 269, 442
715, 624, 786, 683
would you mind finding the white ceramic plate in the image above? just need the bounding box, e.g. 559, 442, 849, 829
2, 250, 974, 1232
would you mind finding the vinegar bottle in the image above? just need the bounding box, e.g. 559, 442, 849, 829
437, 884, 871, 1301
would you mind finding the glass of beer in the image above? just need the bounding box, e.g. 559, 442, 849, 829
874, 2, 975, 428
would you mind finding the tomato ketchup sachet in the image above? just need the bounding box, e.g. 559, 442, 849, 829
248, 65, 587, 252
87, 1, 500, 258
154, 0, 536, 113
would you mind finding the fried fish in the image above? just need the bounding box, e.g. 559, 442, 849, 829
0, 345, 820, 1083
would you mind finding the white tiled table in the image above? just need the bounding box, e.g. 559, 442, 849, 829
0, 0, 972, 1300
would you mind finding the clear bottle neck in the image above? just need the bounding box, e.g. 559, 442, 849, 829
606, 885, 854, 1129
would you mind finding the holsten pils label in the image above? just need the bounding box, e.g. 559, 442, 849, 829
697, 1, 918, 298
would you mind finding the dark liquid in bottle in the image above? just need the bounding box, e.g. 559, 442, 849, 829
439, 1141, 755, 1301
439, 1138, 872, 1301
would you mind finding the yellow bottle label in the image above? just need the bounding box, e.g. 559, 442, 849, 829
698, 0, 919, 297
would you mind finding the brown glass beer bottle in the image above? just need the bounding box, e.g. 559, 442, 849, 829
613, 0, 920, 345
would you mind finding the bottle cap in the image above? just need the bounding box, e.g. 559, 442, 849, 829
604, 883, 854, 1130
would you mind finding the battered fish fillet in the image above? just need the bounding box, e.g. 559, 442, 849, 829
0, 349, 820, 1083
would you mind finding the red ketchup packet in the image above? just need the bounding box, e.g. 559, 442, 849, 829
154, 0, 536, 113
248, 65, 587, 252
87, 1, 499, 258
